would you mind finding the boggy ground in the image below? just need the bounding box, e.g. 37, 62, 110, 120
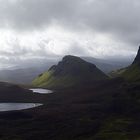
0, 78, 140, 140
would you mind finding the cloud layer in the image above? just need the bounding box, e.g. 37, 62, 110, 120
0, 0, 139, 67
0, 0, 139, 46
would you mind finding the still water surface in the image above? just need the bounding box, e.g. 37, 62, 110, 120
0, 103, 42, 112
30, 88, 53, 94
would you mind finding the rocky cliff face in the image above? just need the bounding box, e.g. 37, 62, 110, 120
133, 46, 140, 64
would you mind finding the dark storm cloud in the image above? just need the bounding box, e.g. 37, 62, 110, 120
0, 0, 140, 48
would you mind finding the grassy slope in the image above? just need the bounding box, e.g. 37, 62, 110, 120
32, 70, 108, 89
32, 70, 80, 89
109, 63, 140, 84
122, 64, 140, 82
109, 67, 127, 78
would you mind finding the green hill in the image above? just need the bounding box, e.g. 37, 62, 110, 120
120, 46, 140, 82
32, 55, 108, 89
121, 63, 140, 82
109, 67, 128, 78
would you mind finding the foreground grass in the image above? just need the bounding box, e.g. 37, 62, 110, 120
0, 78, 140, 139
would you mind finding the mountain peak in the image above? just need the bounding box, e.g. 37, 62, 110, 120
62, 55, 87, 64
33, 55, 108, 89
50, 55, 97, 77
63, 55, 78, 60
133, 46, 140, 64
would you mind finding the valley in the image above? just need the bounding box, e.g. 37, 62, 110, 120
0, 49, 139, 139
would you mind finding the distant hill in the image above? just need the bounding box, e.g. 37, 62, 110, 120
0, 62, 55, 84
32, 55, 108, 89
82, 57, 131, 73
0, 67, 49, 84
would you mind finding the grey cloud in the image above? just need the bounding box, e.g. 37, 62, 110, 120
0, 0, 140, 50
66, 42, 90, 56
0, 0, 81, 29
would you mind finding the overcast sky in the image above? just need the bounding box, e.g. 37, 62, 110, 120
0, 0, 139, 68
